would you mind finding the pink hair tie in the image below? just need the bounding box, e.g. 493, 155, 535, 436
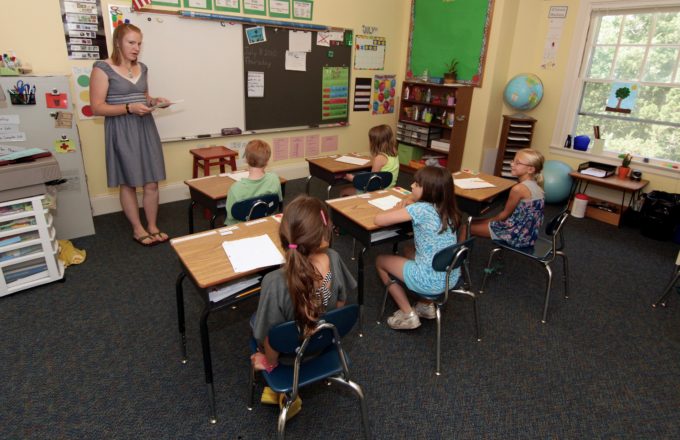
320, 210, 328, 226
288, 243, 298, 249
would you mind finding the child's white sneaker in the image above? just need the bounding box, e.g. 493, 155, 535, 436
387, 309, 421, 330
414, 301, 436, 320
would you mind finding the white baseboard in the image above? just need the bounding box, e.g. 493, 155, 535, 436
90, 162, 309, 216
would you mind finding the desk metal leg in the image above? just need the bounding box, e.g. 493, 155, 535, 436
176, 272, 188, 364
652, 267, 680, 308
357, 246, 367, 337
199, 307, 218, 424
305, 175, 312, 195
188, 201, 196, 234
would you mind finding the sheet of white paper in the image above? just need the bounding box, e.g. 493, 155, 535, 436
226, 170, 250, 181
368, 195, 402, 211
335, 155, 370, 166
289, 30, 312, 52
0, 115, 20, 124
150, 99, 184, 110
370, 228, 400, 243
0, 132, 26, 142
454, 178, 496, 190
0, 144, 25, 155
580, 167, 607, 178
285, 51, 307, 71
247, 71, 264, 97
222, 234, 284, 273
208, 275, 261, 303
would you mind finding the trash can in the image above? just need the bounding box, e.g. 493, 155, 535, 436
571, 193, 588, 218
640, 191, 680, 241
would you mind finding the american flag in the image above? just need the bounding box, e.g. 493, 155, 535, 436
132, 0, 152, 11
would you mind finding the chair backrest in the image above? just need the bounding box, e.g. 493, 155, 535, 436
545, 208, 569, 251
267, 304, 359, 356
432, 238, 475, 273
231, 193, 280, 221
352, 171, 393, 192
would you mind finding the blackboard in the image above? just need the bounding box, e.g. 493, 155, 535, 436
408, 0, 494, 87
243, 27, 352, 131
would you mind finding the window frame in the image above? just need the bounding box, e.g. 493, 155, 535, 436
551, 0, 680, 176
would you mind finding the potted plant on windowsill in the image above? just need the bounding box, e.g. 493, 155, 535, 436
444, 59, 458, 84
618, 153, 633, 179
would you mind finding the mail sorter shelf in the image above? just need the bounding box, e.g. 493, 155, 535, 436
0, 195, 63, 297
494, 114, 536, 178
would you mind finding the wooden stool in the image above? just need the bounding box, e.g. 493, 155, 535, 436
190, 146, 238, 178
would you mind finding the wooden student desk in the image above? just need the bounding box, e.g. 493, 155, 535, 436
170, 216, 283, 424
184, 173, 287, 234
568, 171, 649, 227
305, 153, 373, 198
452, 171, 517, 216
326, 173, 515, 331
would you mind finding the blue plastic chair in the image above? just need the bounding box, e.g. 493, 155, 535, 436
352, 171, 393, 192
479, 208, 570, 323
231, 193, 280, 222
377, 238, 481, 376
247, 304, 370, 439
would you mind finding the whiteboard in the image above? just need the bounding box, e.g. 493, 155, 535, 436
136, 13, 245, 141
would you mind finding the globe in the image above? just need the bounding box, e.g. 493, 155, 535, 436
503, 73, 544, 111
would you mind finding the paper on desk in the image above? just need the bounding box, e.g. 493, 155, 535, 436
208, 275, 261, 303
222, 234, 284, 273
368, 195, 402, 211
579, 167, 607, 178
225, 170, 250, 181
335, 155, 370, 166
454, 178, 496, 190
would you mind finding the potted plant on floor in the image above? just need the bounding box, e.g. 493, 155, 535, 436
444, 59, 458, 84
618, 153, 633, 179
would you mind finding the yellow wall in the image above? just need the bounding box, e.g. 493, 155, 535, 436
1, 0, 410, 201
2, 0, 676, 209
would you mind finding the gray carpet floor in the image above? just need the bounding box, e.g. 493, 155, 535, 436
1, 176, 679, 439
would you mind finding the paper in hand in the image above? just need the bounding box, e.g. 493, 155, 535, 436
151, 99, 184, 110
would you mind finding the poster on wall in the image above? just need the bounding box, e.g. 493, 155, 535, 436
321, 67, 349, 121
372, 75, 395, 115
354, 35, 386, 70
71, 66, 96, 120
108, 4, 133, 35
60, 0, 109, 60
353, 77, 371, 112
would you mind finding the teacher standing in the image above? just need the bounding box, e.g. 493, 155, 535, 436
90, 23, 170, 246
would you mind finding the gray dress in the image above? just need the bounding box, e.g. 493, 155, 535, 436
93, 61, 165, 187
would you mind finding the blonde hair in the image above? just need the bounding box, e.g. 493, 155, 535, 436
111, 23, 142, 66
244, 139, 271, 168
368, 124, 398, 157
517, 148, 545, 187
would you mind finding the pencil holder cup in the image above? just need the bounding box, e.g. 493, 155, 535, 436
9, 91, 35, 105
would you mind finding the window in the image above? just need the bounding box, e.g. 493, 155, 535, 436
573, 6, 680, 164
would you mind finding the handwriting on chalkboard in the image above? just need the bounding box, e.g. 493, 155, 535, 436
244, 47, 277, 69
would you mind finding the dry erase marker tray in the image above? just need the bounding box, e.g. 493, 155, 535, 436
578, 161, 616, 178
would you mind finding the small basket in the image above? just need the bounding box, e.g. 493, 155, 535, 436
9, 91, 35, 105
577, 161, 616, 177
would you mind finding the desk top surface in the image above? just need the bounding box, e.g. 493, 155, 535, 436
453, 171, 516, 202
184, 174, 287, 200
569, 171, 649, 191
326, 188, 411, 231
171, 216, 282, 288
306, 153, 373, 173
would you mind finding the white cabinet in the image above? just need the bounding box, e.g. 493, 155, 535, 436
0, 195, 64, 296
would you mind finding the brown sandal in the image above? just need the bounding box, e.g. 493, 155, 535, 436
150, 232, 169, 242
132, 235, 157, 247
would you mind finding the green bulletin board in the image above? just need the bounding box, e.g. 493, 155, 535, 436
408, 0, 494, 86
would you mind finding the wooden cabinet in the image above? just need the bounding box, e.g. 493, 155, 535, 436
396, 81, 473, 173
494, 115, 536, 178
0, 195, 64, 297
